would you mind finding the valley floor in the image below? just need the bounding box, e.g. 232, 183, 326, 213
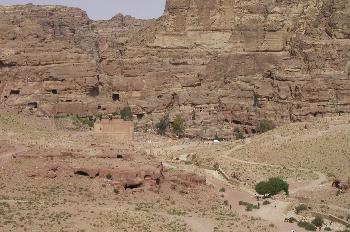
0, 111, 349, 231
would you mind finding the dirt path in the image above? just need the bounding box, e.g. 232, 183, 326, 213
222, 154, 327, 194
0, 145, 28, 160
156, 134, 336, 232
212, 155, 329, 231
206, 175, 306, 232
161, 143, 329, 232
290, 171, 327, 194
157, 211, 215, 232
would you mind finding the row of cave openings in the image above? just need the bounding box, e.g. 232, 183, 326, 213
2, 87, 120, 109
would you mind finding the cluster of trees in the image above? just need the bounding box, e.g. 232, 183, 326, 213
156, 115, 186, 137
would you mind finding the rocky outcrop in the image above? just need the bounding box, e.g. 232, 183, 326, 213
0, 1, 349, 138
31, 163, 165, 192
0, 4, 99, 115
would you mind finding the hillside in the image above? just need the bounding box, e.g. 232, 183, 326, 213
0, 0, 349, 138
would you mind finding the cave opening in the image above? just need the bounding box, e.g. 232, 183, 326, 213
10, 90, 20, 95
28, 102, 38, 109
112, 93, 120, 101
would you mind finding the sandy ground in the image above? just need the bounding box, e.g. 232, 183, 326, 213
0, 110, 349, 231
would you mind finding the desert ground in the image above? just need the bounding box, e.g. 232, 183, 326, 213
0, 109, 349, 232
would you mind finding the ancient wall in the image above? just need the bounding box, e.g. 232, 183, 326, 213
94, 119, 134, 141
0, 0, 349, 138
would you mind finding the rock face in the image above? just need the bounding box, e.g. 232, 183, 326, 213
0, 1, 349, 138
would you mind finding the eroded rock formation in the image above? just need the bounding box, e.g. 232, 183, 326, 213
0, 0, 349, 138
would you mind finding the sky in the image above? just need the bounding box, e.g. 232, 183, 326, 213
0, 0, 166, 20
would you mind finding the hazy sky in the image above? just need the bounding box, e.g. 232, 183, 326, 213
0, 0, 166, 20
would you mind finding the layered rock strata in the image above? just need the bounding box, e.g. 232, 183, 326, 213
0, 0, 349, 138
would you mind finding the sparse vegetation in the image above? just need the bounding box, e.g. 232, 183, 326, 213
262, 200, 270, 205
167, 208, 187, 216
234, 127, 245, 140
156, 115, 169, 135
311, 216, 323, 227
285, 217, 298, 223
255, 177, 289, 197
120, 106, 133, 121
171, 115, 186, 136
71, 115, 95, 128
214, 134, 223, 141
255, 120, 275, 134
239, 201, 259, 211
295, 204, 308, 214
297, 221, 317, 231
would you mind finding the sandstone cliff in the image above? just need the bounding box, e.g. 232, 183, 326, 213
0, 0, 349, 138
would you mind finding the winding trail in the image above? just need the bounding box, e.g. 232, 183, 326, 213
161, 142, 331, 232
221, 154, 327, 194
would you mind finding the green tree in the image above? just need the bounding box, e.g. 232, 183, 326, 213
120, 106, 133, 121
255, 177, 289, 197
172, 115, 186, 136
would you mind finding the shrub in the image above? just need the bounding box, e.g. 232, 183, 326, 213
255, 177, 289, 197
324, 227, 331, 231
262, 200, 270, 205
219, 187, 226, 192
298, 221, 317, 231
156, 115, 169, 135
285, 217, 298, 223
171, 115, 186, 136
256, 120, 275, 134
214, 134, 223, 141
106, 173, 112, 180
238, 201, 259, 211
167, 208, 186, 216
120, 106, 133, 121
234, 127, 245, 140
311, 216, 324, 227
72, 115, 95, 128
295, 204, 308, 214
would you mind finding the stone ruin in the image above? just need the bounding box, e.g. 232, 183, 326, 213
94, 118, 134, 141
